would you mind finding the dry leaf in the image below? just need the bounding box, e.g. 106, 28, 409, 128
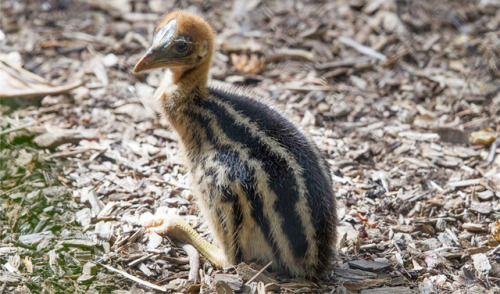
353, 214, 377, 228
0, 56, 83, 98
21, 256, 33, 273
470, 128, 497, 145
230, 53, 265, 74
492, 220, 500, 242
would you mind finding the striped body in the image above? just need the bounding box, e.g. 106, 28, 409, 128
163, 84, 337, 278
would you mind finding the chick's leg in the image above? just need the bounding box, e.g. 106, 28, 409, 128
141, 212, 229, 267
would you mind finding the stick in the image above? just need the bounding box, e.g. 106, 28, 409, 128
338, 36, 387, 61
244, 261, 273, 285
182, 243, 200, 282
97, 262, 168, 292
47, 147, 106, 159
149, 179, 191, 190
0, 121, 37, 136
479, 136, 500, 168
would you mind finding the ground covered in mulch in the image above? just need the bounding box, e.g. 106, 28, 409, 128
1, 0, 500, 293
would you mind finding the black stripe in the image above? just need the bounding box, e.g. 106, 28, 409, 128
208, 87, 336, 258
238, 159, 280, 258
212, 181, 244, 263
199, 99, 309, 258
188, 109, 282, 257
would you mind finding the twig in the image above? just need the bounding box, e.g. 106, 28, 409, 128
149, 178, 191, 190
127, 253, 154, 268
182, 244, 200, 282
409, 190, 430, 202
433, 246, 459, 253
0, 79, 83, 98
97, 261, 168, 292
268, 48, 315, 62
448, 178, 484, 188
0, 120, 37, 136
338, 36, 387, 61
489, 244, 500, 256
61, 31, 114, 46
47, 147, 106, 159
479, 136, 500, 168
316, 56, 373, 70
244, 261, 272, 285
430, 181, 444, 192
165, 180, 191, 190
445, 228, 460, 246
276, 85, 335, 92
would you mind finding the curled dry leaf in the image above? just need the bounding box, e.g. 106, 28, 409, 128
21, 256, 33, 273
230, 53, 266, 75
469, 128, 497, 145
492, 220, 500, 242
353, 214, 377, 228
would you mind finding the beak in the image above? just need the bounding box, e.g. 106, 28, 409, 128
134, 48, 159, 73
134, 19, 179, 73
134, 47, 186, 73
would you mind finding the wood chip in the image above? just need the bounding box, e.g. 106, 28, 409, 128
448, 179, 484, 188
462, 223, 488, 232
472, 254, 492, 274
360, 286, 414, 294
348, 260, 391, 272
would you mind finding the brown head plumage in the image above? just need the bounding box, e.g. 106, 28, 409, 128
134, 11, 215, 85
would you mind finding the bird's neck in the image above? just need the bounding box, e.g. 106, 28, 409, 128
157, 58, 211, 141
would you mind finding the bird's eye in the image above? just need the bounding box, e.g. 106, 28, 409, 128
175, 42, 189, 53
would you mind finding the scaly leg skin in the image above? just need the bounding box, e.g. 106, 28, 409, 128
141, 211, 229, 267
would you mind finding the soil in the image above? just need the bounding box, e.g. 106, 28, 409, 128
1, 0, 500, 293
